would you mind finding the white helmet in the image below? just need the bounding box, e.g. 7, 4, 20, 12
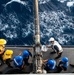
49, 37, 55, 42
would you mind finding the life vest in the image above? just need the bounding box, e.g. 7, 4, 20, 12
59, 61, 69, 70
62, 62, 69, 68
51, 41, 63, 53
0, 45, 5, 55
2, 50, 13, 61
0, 39, 6, 55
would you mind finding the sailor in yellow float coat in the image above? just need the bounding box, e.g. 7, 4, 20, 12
3, 50, 13, 68
3, 50, 13, 61
0, 39, 7, 65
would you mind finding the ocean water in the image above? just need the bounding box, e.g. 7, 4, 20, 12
0, 0, 74, 46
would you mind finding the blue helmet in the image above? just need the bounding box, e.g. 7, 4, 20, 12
13, 56, 23, 67
62, 57, 68, 62
22, 50, 29, 57
47, 59, 56, 66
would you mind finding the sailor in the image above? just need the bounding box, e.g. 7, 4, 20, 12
0, 39, 7, 65
47, 37, 63, 59
13, 56, 24, 69
22, 50, 32, 65
44, 59, 56, 73
2, 50, 13, 68
57, 57, 69, 72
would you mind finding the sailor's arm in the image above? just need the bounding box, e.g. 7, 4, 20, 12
46, 44, 51, 48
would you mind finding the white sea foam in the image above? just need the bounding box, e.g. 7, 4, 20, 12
58, 0, 67, 3
3, 30, 18, 39
9, 13, 20, 24
39, 10, 74, 44
0, 0, 74, 45
22, 23, 34, 38
1, 24, 9, 31
67, 1, 74, 7
4, 0, 27, 7
0, 13, 19, 39
39, 0, 51, 4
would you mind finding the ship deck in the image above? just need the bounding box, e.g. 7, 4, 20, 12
0, 46, 74, 74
